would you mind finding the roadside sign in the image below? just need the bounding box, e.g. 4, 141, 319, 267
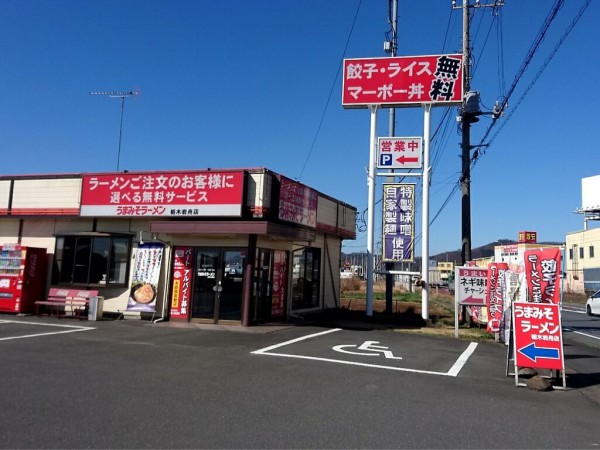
377, 137, 422, 169
454, 266, 488, 306
342, 54, 464, 108
512, 302, 564, 371
382, 183, 414, 262
454, 266, 488, 337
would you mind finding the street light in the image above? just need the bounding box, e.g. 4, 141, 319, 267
90, 90, 139, 171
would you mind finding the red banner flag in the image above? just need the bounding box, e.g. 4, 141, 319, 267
524, 248, 561, 303
486, 262, 508, 333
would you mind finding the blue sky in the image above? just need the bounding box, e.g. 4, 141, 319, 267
1, 0, 598, 256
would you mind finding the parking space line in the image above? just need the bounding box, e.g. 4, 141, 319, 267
447, 342, 478, 376
0, 320, 95, 341
255, 351, 451, 375
251, 328, 342, 354
252, 328, 478, 377
563, 327, 600, 341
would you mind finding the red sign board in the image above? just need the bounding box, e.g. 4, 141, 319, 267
518, 230, 537, 243
170, 246, 193, 320
342, 54, 463, 108
271, 250, 287, 318
80, 171, 244, 217
278, 176, 317, 228
512, 302, 564, 371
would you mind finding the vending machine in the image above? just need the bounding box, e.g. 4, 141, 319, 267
0, 244, 47, 314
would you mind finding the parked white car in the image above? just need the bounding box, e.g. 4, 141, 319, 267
586, 290, 600, 316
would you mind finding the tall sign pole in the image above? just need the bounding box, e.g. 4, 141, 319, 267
385, 0, 398, 314
366, 105, 378, 316
421, 103, 432, 320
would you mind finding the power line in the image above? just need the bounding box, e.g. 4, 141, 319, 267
429, 0, 590, 234
479, 0, 591, 152
477, 0, 565, 147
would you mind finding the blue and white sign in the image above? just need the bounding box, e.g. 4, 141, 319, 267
377, 137, 423, 169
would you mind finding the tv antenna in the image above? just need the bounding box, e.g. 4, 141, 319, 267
90, 90, 140, 171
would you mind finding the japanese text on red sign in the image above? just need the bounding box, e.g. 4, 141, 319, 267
524, 248, 561, 304
81, 171, 243, 217
514, 304, 560, 341
278, 177, 318, 228
343, 54, 463, 107
87, 173, 234, 204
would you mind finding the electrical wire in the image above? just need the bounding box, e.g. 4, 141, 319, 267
476, 0, 565, 147
479, 0, 591, 152
496, 9, 506, 99
427, 0, 585, 235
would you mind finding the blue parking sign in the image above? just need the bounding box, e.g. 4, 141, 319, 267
379, 154, 392, 166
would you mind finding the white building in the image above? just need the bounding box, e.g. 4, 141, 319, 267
0, 168, 356, 325
566, 174, 600, 294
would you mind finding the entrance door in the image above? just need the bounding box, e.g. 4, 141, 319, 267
191, 248, 245, 323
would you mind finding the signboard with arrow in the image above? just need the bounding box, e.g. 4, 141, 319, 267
453, 266, 488, 338
512, 302, 564, 371
377, 137, 422, 170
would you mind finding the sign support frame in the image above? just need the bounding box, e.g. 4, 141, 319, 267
421, 103, 431, 321
366, 104, 378, 316
511, 302, 567, 390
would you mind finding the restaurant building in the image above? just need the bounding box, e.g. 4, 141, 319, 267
0, 168, 356, 325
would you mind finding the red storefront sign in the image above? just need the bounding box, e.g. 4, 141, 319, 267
524, 248, 561, 303
271, 250, 287, 318
342, 54, 463, 108
512, 302, 564, 371
170, 246, 194, 319
278, 177, 317, 228
80, 171, 244, 217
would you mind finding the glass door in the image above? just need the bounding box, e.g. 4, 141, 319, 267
191, 248, 219, 320
191, 248, 245, 323
219, 249, 245, 321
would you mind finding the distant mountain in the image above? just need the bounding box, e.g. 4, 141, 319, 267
343, 238, 565, 268
432, 239, 517, 264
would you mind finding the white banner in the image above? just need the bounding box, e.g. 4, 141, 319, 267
127, 243, 164, 312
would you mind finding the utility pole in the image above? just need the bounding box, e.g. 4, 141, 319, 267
454, 1, 503, 265
460, 0, 472, 266
384, 0, 398, 314
90, 90, 140, 172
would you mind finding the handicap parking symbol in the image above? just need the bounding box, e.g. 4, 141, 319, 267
332, 340, 402, 360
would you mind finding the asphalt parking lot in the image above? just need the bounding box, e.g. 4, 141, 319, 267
1, 315, 599, 449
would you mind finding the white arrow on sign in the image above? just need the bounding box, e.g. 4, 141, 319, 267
332, 340, 402, 360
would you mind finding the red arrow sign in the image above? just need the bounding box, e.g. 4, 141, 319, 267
396, 156, 419, 164
460, 295, 485, 306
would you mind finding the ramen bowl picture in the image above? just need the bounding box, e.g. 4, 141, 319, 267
130, 282, 157, 304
